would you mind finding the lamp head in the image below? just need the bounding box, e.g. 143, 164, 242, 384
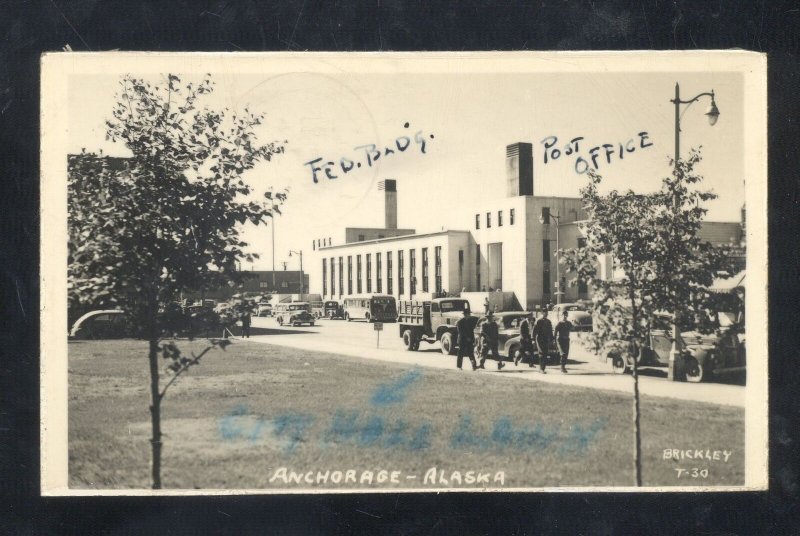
705, 92, 720, 126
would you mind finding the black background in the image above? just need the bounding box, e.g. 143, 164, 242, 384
1, 1, 798, 534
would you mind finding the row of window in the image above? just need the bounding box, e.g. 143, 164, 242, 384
312, 238, 333, 251
322, 246, 445, 297
475, 208, 515, 230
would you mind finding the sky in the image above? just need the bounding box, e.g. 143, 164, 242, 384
67, 65, 745, 271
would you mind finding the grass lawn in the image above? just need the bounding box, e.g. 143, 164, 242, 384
68, 338, 744, 490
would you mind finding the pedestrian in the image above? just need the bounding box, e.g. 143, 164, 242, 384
455, 309, 478, 371
479, 311, 504, 370
532, 308, 554, 373
483, 297, 490, 315
554, 310, 572, 373
515, 310, 535, 366
241, 309, 251, 338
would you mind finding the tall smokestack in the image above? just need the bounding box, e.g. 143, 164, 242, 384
379, 179, 397, 229
506, 142, 533, 197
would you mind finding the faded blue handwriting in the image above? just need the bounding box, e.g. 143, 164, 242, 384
370, 369, 422, 406
306, 122, 435, 183
541, 132, 654, 174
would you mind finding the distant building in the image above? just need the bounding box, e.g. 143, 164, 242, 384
308, 142, 745, 310
185, 271, 310, 301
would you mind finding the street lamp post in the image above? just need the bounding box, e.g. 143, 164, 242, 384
289, 250, 304, 294
539, 210, 562, 304
668, 82, 720, 382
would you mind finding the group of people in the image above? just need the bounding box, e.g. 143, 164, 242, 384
456, 307, 573, 374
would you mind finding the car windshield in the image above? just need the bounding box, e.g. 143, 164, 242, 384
501, 315, 527, 328
440, 301, 467, 312
563, 305, 584, 312
325, 302, 337, 307
373, 298, 392, 304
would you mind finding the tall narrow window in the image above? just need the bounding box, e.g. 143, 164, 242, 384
476, 244, 481, 290
376, 252, 382, 293
498, 210, 503, 227
338, 257, 344, 297
409, 249, 417, 296
347, 256, 353, 295
330, 257, 336, 296
322, 258, 327, 296
475, 214, 480, 229
458, 249, 464, 290
387, 251, 393, 295
486, 212, 492, 228
366, 253, 372, 293
510, 208, 515, 225
356, 255, 362, 294
434, 246, 442, 294
421, 248, 429, 293
542, 239, 551, 298
398, 251, 405, 295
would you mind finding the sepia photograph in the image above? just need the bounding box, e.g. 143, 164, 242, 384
40, 52, 767, 493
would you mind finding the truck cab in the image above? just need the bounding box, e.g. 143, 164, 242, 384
397, 298, 472, 354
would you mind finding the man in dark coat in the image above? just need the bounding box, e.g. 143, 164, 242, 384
553, 310, 572, 373
479, 311, 504, 370
455, 309, 478, 370
532, 309, 554, 373
516, 311, 535, 366
241, 309, 252, 338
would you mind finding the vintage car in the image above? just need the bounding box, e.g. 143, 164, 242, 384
256, 301, 273, 317
285, 310, 315, 327
608, 327, 679, 375
69, 310, 128, 339
550, 302, 593, 332
324, 300, 344, 319
682, 313, 746, 383
274, 302, 315, 326
471, 312, 536, 361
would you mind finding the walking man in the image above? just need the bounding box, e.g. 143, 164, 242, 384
516, 310, 535, 366
456, 309, 478, 371
532, 308, 554, 373
241, 309, 252, 338
479, 311, 504, 370
554, 310, 572, 373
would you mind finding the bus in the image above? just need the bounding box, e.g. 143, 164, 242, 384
343, 295, 398, 323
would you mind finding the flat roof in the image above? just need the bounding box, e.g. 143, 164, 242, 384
320, 229, 470, 251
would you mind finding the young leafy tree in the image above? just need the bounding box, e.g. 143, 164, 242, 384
561, 149, 732, 486
68, 74, 286, 488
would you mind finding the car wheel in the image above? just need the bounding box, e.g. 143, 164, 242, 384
508, 344, 521, 364
440, 332, 455, 355
611, 353, 629, 374
685, 356, 705, 383
402, 330, 417, 351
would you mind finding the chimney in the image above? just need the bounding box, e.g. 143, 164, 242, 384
505, 142, 533, 197
379, 179, 397, 229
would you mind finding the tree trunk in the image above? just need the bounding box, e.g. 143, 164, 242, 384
147, 301, 163, 489
628, 287, 643, 487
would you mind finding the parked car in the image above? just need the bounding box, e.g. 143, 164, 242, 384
471, 312, 531, 360
69, 310, 127, 339
551, 302, 593, 332
504, 334, 560, 365
283, 310, 315, 327
273, 302, 315, 326
213, 302, 232, 314
682, 313, 746, 383
256, 301, 273, 317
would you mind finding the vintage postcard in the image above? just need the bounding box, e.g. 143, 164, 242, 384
40, 51, 767, 494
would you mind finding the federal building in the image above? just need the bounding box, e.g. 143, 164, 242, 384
306, 143, 744, 311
